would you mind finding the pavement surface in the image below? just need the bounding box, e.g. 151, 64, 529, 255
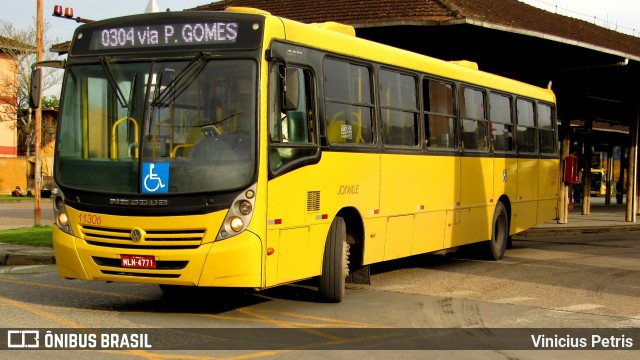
1, 198, 639, 267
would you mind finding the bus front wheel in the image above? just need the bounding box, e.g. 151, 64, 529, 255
318, 216, 349, 302
486, 202, 509, 260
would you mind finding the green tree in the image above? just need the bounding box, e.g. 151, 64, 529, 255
0, 19, 63, 157
41, 95, 60, 108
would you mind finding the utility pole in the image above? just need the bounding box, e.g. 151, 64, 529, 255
34, 0, 43, 226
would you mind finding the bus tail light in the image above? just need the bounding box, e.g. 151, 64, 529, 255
53, 187, 74, 236
216, 184, 257, 241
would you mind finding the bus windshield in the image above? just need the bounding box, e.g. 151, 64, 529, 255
55, 59, 257, 194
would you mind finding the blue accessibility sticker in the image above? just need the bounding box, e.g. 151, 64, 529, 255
142, 162, 169, 193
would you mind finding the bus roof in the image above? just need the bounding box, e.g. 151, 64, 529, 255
252, 8, 555, 103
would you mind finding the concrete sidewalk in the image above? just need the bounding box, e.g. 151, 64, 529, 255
1, 201, 639, 267
526, 202, 640, 234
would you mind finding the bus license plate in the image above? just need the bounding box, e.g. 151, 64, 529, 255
121, 255, 156, 269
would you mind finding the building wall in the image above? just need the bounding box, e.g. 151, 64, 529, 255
0, 52, 17, 157
0, 139, 55, 195
0, 157, 27, 194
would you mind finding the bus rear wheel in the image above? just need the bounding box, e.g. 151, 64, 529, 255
486, 202, 509, 260
318, 216, 349, 302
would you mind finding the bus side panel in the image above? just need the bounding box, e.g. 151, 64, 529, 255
274, 227, 312, 284
538, 159, 559, 200
460, 157, 494, 207
493, 157, 518, 205
446, 156, 494, 247
384, 215, 414, 260
537, 199, 558, 225
517, 158, 539, 201
425, 156, 460, 210
380, 154, 456, 255
380, 153, 429, 260
538, 158, 560, 224
265, 229, 280, 287
265, 224, 331, 281
446, 206, 493, 248
363, 217, 387, 264
512, 201, 538, 233
266, 168, 314, 286
380, 154, 429, 215
306, 151, 381, 263
411, 211, 446, 255
267, 169, 307, 227
513, 158, 539, 233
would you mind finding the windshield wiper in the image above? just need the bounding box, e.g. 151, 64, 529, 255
99, 56, 129, 108
152, 52, 211, 107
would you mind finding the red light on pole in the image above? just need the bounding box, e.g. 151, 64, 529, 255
52, 5, 93, 23
53, 5, 74, 18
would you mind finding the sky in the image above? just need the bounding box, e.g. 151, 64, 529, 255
518, 0, 640, 37
2, 0, 218, 44
2, 0, 639, 45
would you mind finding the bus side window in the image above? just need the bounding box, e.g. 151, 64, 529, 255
379, 69, 419, 147
489, 92, 514, 153
268, 65, 318, 173
460, 86, 488, 152
324, 58, 374, 145
424, 78, 456, 149
538, 103, 556, 155
516, 98, 537, 154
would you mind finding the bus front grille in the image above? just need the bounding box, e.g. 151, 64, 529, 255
80, 225, 205, 249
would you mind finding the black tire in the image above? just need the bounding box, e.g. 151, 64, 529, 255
318, 216, 349, 302
486, 202, 509, 260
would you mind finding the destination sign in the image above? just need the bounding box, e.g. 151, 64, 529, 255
90, 22, 239, 50
69, 15, 264, 55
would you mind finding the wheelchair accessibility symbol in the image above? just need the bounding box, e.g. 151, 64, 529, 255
142, 162, 169, 193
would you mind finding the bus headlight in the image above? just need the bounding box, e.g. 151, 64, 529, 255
53, 187, 74, 236
216, 184, 257, 241
239, 200, 252, 215
57, 212, 69, 227
229, 217, 244, 232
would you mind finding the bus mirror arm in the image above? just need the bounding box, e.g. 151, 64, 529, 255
265, 48, 298, 110
29, 60, 66, 109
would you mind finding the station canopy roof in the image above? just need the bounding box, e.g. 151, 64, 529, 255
51, 0, 640, 136
193, 0, 640, 137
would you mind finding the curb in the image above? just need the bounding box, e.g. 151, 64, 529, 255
0, 250, 56, 266
515, 225, 640, 237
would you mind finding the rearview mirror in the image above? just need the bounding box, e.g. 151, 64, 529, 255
282, 67, 300, 111
29, 68, 42, 109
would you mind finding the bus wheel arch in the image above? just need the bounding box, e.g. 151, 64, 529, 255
486, 198, 510, 260
318, 207, 364, 302
337, 207, 364, 269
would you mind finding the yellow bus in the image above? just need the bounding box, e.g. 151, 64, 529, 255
590, 168, 609, 196
34, 7, 558, 302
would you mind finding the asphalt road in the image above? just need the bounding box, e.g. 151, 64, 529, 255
0, 228, 639, 358
0, 200, 53, 229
